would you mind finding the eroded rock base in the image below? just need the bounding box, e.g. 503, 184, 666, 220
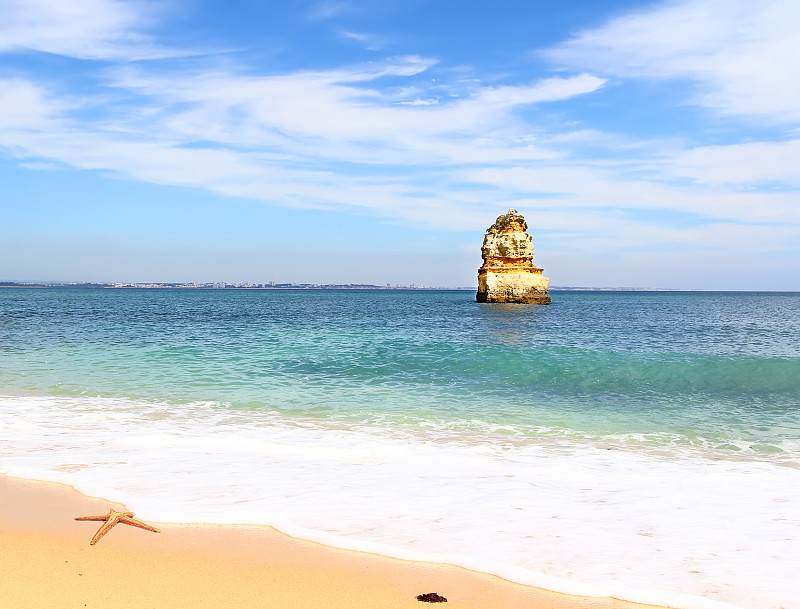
477, 270, 551, 304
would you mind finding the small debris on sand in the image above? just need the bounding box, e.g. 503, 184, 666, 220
416, 592, 448, 603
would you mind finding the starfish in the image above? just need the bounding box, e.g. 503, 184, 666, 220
74, 508, 160, 545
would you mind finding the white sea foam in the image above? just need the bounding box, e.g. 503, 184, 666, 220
2, 394, 799, 609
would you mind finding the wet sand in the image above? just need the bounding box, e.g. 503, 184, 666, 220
0, 474, 664, 609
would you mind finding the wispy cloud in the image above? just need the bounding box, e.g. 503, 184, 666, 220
469, 164, 800, 226
338, 29, 385, 50
0, 0, 182, 60
396, 99, 439, 106
306, 1, 353, 21
0, 55, 607, 230
72, 57, 604, 172
670, 140, 800, 186
0, 78, 64, 129
545, 0, 800, 123
474, 75, 606, 108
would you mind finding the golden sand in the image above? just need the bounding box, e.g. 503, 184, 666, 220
0, 474, 663, 609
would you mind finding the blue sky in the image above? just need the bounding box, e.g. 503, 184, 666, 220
1, 0, 799, 289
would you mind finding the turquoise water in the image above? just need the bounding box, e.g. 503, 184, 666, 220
2, 288, 799, 452
2, 288, 799, 609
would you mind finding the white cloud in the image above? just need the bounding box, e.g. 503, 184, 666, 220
0, 79, 62, 129
2, 61, 798, 249
545, 0, 800, 123
469, 165, 800, 226
396, 98, 439, 106
306, 1, 352, 21
104, 59, 600, 167
338, 29, 384, 50
671, 140, 800, 186
474, 74, 606, 107
0, 0, 181, 60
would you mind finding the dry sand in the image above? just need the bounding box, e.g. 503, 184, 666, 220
0, 474, 664, 609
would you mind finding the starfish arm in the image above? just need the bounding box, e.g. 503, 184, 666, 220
75, 509, 158, 544
89, 513, 121, 545
75, 511, 134, 521
120, 515, 161, 534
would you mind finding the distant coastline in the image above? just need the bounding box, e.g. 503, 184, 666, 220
0, 280, 778, 292
0, 280, 474, 291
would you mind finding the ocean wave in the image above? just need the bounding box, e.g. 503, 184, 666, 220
1, 393, 798, 609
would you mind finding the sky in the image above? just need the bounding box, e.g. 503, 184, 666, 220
1, 0, 799, 289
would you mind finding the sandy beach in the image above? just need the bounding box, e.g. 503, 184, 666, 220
0, 474, 666, 609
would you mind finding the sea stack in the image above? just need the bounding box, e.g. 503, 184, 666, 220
477, 209, 550, 304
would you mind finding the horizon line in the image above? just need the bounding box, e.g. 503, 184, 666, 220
2, 280, 797, 293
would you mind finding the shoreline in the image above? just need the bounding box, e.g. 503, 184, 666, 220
0, 474, 667, 609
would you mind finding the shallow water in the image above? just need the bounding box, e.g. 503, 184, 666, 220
1, 288, 799, 609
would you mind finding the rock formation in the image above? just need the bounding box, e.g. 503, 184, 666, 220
477, 209, 550, 304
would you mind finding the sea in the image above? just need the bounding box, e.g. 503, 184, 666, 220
1, 288, 798, 609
